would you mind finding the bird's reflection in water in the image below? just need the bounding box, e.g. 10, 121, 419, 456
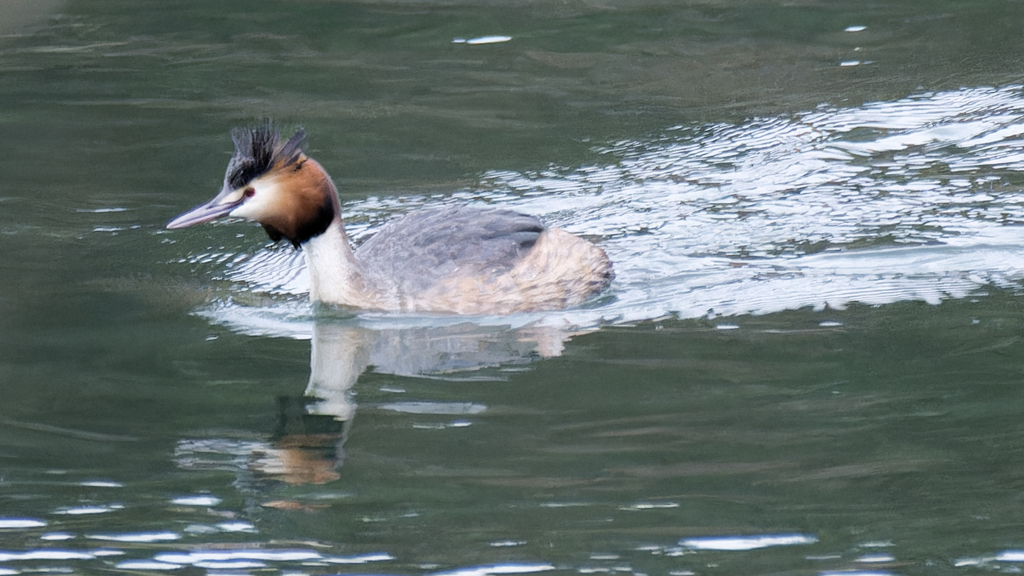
175, 318, 578, 487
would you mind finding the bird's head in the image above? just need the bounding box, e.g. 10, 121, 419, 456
167, 124, 338, 247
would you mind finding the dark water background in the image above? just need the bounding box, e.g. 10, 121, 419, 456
4, 1, 1024, 575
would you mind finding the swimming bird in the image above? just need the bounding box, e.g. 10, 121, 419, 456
167, 125, 614, 315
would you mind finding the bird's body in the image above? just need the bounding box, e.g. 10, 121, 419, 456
168, 125, 613, 315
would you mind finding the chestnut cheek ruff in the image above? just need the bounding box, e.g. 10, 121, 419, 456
262, 191, 336, 248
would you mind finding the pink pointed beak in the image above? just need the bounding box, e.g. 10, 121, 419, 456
167, 190, 244, 229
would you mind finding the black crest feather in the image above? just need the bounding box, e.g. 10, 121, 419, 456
223, 123, 306, 190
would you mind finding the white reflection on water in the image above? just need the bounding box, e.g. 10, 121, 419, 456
78, 481, 122, 488
819, 572, 892, 576
51, 504, 124, 516
431, 563, 555, 576
170, 495, 222, 506
680, 533, 818, 551
113, 560, 182, 570
619, 502, 679, 511
452, 35, 514, 45
194, 84, 1024, 339
378, 402, 487, 415
0, 549, 103, 561
0, 519, 46, 529
856, 554, 896, 563
87, 532, 180, 543
153, 549, 392, 565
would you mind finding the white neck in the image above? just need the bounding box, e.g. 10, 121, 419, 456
302, 219, 377, 309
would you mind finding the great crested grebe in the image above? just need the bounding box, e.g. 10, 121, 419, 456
167, 125, 614, 315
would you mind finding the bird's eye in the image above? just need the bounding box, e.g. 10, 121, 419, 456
243, 187, 255, 198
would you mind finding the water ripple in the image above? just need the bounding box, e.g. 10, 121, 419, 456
0, 519, 46, 530
680, 533, 818, 551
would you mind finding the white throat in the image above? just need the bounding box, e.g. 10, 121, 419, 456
301, 219, 375, 308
